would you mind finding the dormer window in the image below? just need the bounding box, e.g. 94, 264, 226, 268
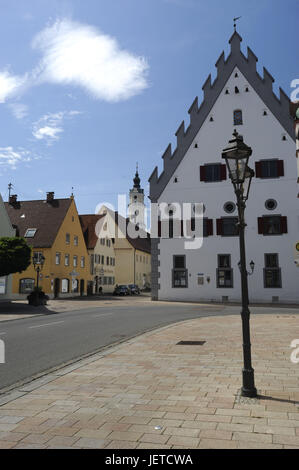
235, 72, 239, 78
235, 86, 240, 94
225, 89, 229, 95
233, 109, 243, 125
25, 228, 37, 238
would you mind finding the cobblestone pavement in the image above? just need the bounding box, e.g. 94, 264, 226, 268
0, 314, 298, 449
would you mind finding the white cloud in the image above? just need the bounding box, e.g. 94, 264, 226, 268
8, 102, 28, 119
0, 71, 25, 103
0, 146, 38, 170
32, 110, 81, 145
31, 19, 149, 102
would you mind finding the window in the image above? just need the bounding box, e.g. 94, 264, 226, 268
200, 163, 226, 182
217, 255, 233, 288
24, 228, 37, 238
61, 279, 69, 293
106, 239, 111, 247
217, 217, 239, 237
65, 254, 70, 266
264, 254, 281, 288
73, 256, 78, 267
101, 255, 104, 264
0, 277, 6, 294
233, 109, 243, 125
55, 253, 61, 265
223, 202, 236, 214
81, 256, 85, 268
66, 233, 70, 245
190, 218, 213, 237
72, 279, 79, 293
74, 236, 78, 246
172, 255, 188, 288
106, 257, 109, 266
258, 216, 288, 235
19, 278, 35, 294
255, 159, 284, 179
265, 199, 277, 211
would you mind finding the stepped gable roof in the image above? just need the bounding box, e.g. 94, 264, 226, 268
149, 31, 295, 202
5, 198, 72, 248
115, 211, 151, 254
79, 214, 105, 250
290, 101, 299, 120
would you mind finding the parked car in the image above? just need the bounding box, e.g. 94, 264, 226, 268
113, 285, 130, 296
128, 284, 141, 295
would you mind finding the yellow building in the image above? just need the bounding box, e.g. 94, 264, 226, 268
5, 192, 91, 299
97, 206, 151, 289
79, 214, 116, 294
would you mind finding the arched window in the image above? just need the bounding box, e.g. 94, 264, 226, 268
233, 109, 243, 125
72, 279, 79, 293
61, 278, 69, 293
19, 278, 35, 294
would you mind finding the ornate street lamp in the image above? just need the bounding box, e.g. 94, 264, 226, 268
222, 130, 257, 398
32, 253, 45, 290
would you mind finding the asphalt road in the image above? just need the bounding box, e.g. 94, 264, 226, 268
0, 301, 298, 393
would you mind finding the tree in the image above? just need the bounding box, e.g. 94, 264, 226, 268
0, 237, 31, 277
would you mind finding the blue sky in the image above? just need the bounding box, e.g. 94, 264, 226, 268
0, 0, 297, 215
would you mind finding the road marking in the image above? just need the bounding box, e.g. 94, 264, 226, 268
93, 313, 113, 318
29, 321, 65, 330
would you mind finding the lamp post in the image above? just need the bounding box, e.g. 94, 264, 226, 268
222, 130, 257, 398
32, 253, 45, 290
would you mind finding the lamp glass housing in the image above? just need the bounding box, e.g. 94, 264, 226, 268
222, 130, 252, 186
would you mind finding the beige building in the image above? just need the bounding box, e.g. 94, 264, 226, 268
81, 169, 151, 292
0, 193, 15, 300
79, 214, 116, 294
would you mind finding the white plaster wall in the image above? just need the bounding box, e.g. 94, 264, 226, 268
0, 193, 15, 300
157, 68, 299, 303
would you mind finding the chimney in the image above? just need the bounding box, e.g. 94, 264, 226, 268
46, 192, 55, 203
9, 194, 18, 205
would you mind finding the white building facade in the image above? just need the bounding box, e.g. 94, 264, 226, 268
149, 31, 299, 304
0, 193, 15, 300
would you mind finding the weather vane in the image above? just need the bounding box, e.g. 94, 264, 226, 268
233, 16, 241, 32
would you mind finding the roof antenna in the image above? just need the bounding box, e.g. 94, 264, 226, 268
71, 186, 74, 198
233, 16, 241, 32
8, 182, 13, 199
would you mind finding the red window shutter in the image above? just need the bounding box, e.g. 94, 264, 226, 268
200, 165, 206, 181
255, 161, 262, 178
281, 216, 288, 233
258, 217, 264, 234
216, 218, 223, 236
277, 160, 284, 177
207, 219, 213, 236
220, 164, 227, 180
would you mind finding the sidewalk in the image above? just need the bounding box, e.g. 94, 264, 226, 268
0, 313, 298, 449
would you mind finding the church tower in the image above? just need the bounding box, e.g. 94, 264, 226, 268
128, 164, 146, 228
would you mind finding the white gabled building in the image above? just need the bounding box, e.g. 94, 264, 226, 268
0, 193, 15, 300
149, 31, 299, 304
